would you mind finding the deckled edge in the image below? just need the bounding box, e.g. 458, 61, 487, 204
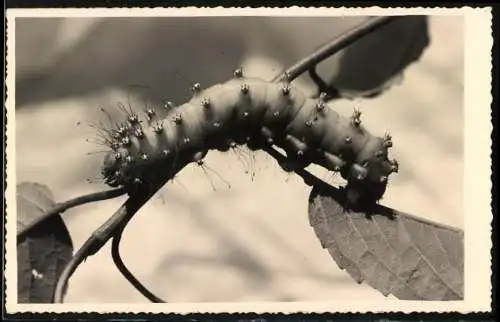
3, 5, 494, 315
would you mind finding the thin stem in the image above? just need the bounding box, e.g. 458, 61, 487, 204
54, 161, 183, 302
18, 187, 126, 241
111, 226, 165, 303
53, 180, 166, 303
53, 235, 98, 302
272, 16, 400, 83
308, 67, 340, 100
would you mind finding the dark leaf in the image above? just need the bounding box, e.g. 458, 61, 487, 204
308, 185, 464, 300
325, 16, 430, 99
17, 182, 73, 303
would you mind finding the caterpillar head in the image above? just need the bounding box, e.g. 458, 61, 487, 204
341, 135, 397, 207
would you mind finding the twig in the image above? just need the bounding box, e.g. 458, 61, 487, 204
308, 67, 340, 101
53, 178, 169, 303
18, 187, 126, 241
111, 226, 165, 303
272, 16, 400, 83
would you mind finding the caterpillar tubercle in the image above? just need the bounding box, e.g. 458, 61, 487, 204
99, 68, 398, 205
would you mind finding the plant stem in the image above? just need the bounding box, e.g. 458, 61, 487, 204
53, 185, 156, 303
53, 166, 178, 303
272, 16, 400, 83
111, 226, 165, 303
18, 187, 126, 241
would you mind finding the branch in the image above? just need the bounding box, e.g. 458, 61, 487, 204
18, 187, 126, 241
272, 16, 400, 83
53, 177, 170, 303
111, 226, 165, 303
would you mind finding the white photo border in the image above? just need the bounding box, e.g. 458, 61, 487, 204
4, 6, 493, 314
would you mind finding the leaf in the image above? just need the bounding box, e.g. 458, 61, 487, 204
17, 182, 73, 303
308, 185, 464, 301
327, 16, 430, 99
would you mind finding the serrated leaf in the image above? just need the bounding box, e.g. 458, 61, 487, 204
328, 16, 430, 99
17, 182, 73, 303
308, 185, 464, 301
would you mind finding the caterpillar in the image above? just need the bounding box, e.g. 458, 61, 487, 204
98, 68, 399, 205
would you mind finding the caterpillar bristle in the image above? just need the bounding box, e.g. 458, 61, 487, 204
383, 133, 393, 148
351, 109, 362, 127
117, 124, 128, 136
173, 113, 183, 125
116, 101, 136, 121
134, 128, 145, 139
85, 137, 110, 148
164, 101, 174, 110
233, 67, 244, 78
283, 71, 291, 83
229, 143, 256, 181
191, 83, 202, 94
153, 121, 164, 134
201, 96, 211, 109
316, 101, 325, 112
390, 159, 399, 173
145, 108, 156, 119
240, 83, 249, 94
128, 114, 140, 126
170, 174, 189, 192
281, 84, 290, 96
99, 107, 119, 129
121, 136, 131, 147
195, 157, 232, 191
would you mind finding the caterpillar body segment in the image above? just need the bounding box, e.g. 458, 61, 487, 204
100, 71, 397, 204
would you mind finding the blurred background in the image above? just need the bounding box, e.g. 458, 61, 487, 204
15, 15, 464, 303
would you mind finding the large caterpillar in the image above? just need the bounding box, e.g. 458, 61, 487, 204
98, 68, 399, 205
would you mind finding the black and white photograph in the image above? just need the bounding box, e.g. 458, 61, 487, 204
5, 6, 493, 314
